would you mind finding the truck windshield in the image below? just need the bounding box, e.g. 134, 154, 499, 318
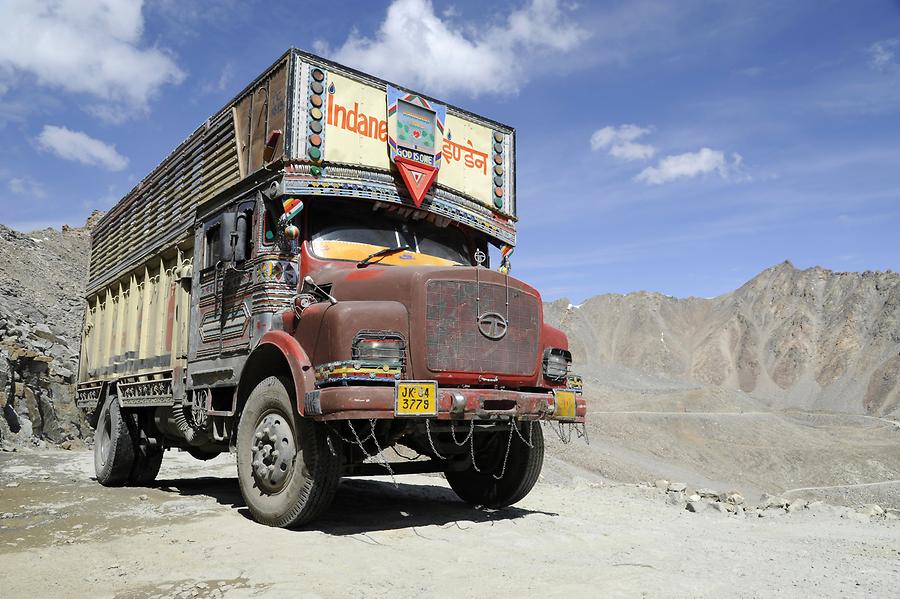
309, 200, 471, 265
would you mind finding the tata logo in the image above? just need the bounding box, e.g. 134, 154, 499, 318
478, 312, 508, 340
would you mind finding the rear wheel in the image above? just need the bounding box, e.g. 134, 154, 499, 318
93, 394, 135, 486
445, 421, 544, 508
236, 376, 342, 527
128, 447, 164, 486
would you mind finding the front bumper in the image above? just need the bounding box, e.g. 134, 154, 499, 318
304, 385, 586, 422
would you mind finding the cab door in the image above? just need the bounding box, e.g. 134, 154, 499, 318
188, 202, 255, 370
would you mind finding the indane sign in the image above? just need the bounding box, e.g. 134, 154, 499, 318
323, 72, 497, 210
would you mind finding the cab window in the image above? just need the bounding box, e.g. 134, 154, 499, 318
309, 200, 471, 265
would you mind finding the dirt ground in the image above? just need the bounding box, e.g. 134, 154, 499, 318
1, 449, 898, 598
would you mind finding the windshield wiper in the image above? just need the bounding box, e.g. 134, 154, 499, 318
357, 245, 410, 268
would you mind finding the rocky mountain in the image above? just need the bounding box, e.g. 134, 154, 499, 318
546, 262, 900, 416
0, 212, 103, 447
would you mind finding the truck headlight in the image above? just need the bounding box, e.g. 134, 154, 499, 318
542, 348, 571, 382
352, 331, 406, 368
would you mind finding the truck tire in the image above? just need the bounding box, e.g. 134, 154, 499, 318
236, 376, 342, 527
94, 394, 135, 487
445, 422, 544, 508
128, 448, 164, 486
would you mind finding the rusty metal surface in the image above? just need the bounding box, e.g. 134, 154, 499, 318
313, 385, 586, 422
425, 280, 539, 376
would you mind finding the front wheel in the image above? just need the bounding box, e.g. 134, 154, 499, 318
445, 421, 544, 508
236, 377, 342, 527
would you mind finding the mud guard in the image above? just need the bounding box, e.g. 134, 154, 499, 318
238, 330, 317, 416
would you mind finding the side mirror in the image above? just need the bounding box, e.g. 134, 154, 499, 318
219, 211, 249, 263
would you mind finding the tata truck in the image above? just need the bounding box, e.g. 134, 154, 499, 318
76, 49, 585, 527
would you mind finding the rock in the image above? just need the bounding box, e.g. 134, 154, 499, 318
725, 493, 744, 505
686, 501, 706, 513
696, 488, 718, 499
32, 323, 56, 340
858, 504, 885, 518
842, 510, 871, 523
760, 493, 787, 509
50, 365, 74, 380
654, 479, 670, 490
786, 499, 807, 513
1, 512, 13, 519
667, 482, 686, 493
666, 491, 685, 506
138, 494, 149, 501
688, 494, 701, 502
60, 439, 85, 451
5, 482, 19, 488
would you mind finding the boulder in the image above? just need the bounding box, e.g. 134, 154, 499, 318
725, 493, 744, 505
686, 501, 706, 513
759, 493, 787, 509
667, 482, 687, 493
666, 491, 685, 506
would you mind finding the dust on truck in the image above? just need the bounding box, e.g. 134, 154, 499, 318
76, 49, 586, 527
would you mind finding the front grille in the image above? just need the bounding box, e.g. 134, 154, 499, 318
425, 280, 540, 376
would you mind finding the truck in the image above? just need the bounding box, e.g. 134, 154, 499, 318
76, 49, 585, 527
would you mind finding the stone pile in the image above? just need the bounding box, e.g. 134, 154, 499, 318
0, 213, 102, 449
0, 314, 86, 448
651, 480, 898, 522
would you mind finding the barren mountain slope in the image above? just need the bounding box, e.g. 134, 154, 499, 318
0, 212, 102, 444
546, 262, 900, 415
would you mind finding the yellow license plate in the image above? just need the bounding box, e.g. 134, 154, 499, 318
554, 390, 576, 420
395, 381, 439, 417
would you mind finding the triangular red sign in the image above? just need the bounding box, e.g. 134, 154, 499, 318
394, 156, 438, 208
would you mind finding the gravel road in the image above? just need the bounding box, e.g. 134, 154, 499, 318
1, 449, 898, 598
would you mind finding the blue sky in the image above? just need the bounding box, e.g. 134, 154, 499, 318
1, 0, 899, 301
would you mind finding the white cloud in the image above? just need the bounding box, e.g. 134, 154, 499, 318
8, 176, 47, 199
37, 125, 128, 171
200, 63, 235, 96
316, 0, 588, 97
0, 0, 184, 116
636, 148, 745, 185
590, 124, 656, 161
869, 38, 899, 71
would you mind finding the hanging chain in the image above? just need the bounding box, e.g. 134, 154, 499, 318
545, 419, 573, 444
424, 418, 447, 459
490, 419, 516, 480
344, 419, 396, 486
575, 422, 590, 444
469, 417, 516, 480
392, 444, 425, 461
449, 418, 475, 446
512, 419, 535, 448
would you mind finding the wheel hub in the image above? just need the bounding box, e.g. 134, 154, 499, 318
250, 413, 296, 492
